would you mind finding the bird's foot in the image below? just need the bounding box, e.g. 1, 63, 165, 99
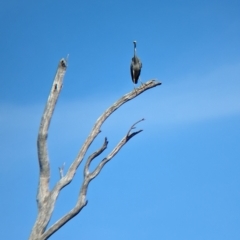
134, 87, 138, 95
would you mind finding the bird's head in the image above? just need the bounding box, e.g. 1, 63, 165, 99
133, 41, 137, 47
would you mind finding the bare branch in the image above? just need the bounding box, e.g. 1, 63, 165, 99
58, 162, 65, 179
90, 118, 144, 179
37, 58, 67, 195
41, 195, 88, 240
126, 118, 145, 140
37, 58, 66, 197
57, 80, 161, 190
40, 81, 161, 239
42, 119, 144, 239
30, 56, 161, 240
43, 116, 145, 238
29, 59, 67, 239
84, 137, 108, 177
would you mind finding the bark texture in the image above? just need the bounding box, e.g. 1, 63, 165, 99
29, 58, 161, 239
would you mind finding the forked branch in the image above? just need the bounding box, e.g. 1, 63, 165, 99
29, 59, 67, 240
29, 57, 161, 240
42, 119, 145, 239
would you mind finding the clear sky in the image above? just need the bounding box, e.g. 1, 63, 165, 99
0, 0, 240, 239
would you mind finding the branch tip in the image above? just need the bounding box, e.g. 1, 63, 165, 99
58, 162, 65, 179
125, 118, 145, 141
59, 58, 67, 69
66, 54, 69, 61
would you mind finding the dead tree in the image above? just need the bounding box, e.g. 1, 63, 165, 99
29, 58, 161, 240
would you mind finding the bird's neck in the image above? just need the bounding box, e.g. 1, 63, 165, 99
134, 47, 137, 58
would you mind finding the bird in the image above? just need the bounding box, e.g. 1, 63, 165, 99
130, 41, 142, 85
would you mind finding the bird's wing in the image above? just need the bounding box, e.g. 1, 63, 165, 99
130, 62, 134, 81
135, 69, 141, 82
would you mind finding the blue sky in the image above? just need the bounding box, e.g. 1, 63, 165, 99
0, 0, 240, 239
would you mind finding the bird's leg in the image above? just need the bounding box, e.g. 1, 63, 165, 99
139, 77, 144, 87
133, 84, 138, 95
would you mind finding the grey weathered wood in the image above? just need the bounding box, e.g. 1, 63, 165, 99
29, 58, 161, 240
